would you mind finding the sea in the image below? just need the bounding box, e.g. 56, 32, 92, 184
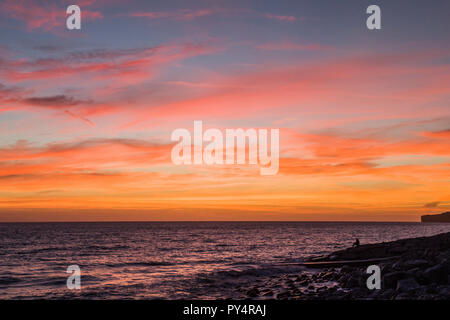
0, 222, 449, 299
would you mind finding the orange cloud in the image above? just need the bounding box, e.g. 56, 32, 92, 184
1, 32, 449, 221
123, 52, 450, 129
422, 129, 450, 139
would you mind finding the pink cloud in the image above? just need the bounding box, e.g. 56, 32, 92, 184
0, 41, 220, 125
2, 43, 218, 83
256, 41, 331, 51
120, 52, 450, 129
265, 13, 297, 22
0, 0, 103, 32
128, 9, 215, 21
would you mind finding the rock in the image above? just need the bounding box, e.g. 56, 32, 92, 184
426, 284, 438, 294
406, 267, 428, 284
328, 254, 338, 261
383, 271, 406, 289
291, 288, 301, 295
423, 264, 448, 284
287, 282, 297, 289
276, 291, 291, 299
341, 265, 352, 273
394, 293, 412, 300
438, 286, 450, 296
406, 267, 421, 276
381, 264, 392, 274
246, 288, 259, 297
322, 271, 334, 280
350, 288, 366, 298
296, 274, 308, 281
379, 288, 395, 299
370, 289, 381, 298
406, 268, 424, 283
440, 255, 450, 272
396, 278, 420, 292
262, 290, 273, 297
391, 261, 404, 270
298, 279, 309, 286
403, 259, 429, 269
344, 275, 359, 288
388, 245, 405, 255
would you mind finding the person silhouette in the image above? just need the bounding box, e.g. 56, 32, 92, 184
352, 238, 360, 247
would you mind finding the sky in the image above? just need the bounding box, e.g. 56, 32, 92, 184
0, 0, 449, 221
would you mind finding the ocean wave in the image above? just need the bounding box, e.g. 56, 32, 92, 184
0, 276, 22, 285
197, 264, 305, 282
215, 244, 237, 248
85, 245, 130, 251
18, 247, 67, 255
106, 261, 175, 268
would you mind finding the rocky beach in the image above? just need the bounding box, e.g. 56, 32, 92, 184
236, 232, 450, 300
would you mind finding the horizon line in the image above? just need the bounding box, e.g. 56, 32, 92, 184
0, 220, 424, 223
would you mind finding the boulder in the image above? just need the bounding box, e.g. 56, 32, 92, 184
298, 279, 309, 286
423, 264, 448, 285
388, 245, 406, 255
406, 267, 421, 276
438, 286, 450, 296
383, 271, 406, 289
344, 275, 360, 288
396, 278, 420, 292
395, 292, 412, 300
395, 293, 411, 300
262, 290, 273, 297
275, 290, 291, 299
322, 271, 335, 281
403, 259, 429, 269
246, 288, 260, 297
379, 288, 395, 299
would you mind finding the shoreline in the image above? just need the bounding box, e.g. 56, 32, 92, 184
237, 232, 450, 300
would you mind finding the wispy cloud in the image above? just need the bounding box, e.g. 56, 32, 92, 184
0, 0, 103, 32
423, 129, 450, 139
23, 95, 89, 108
1, 43, 218, 83
256, 41, 331, 51
264, 13, 297, 22
424, 201, 441, 208
0, 41, 219, 124
127, 9, 216, 21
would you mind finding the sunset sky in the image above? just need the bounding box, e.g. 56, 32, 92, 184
0, 0, 449, 221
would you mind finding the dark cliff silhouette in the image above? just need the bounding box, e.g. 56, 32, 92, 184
421, 211, 450, 223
